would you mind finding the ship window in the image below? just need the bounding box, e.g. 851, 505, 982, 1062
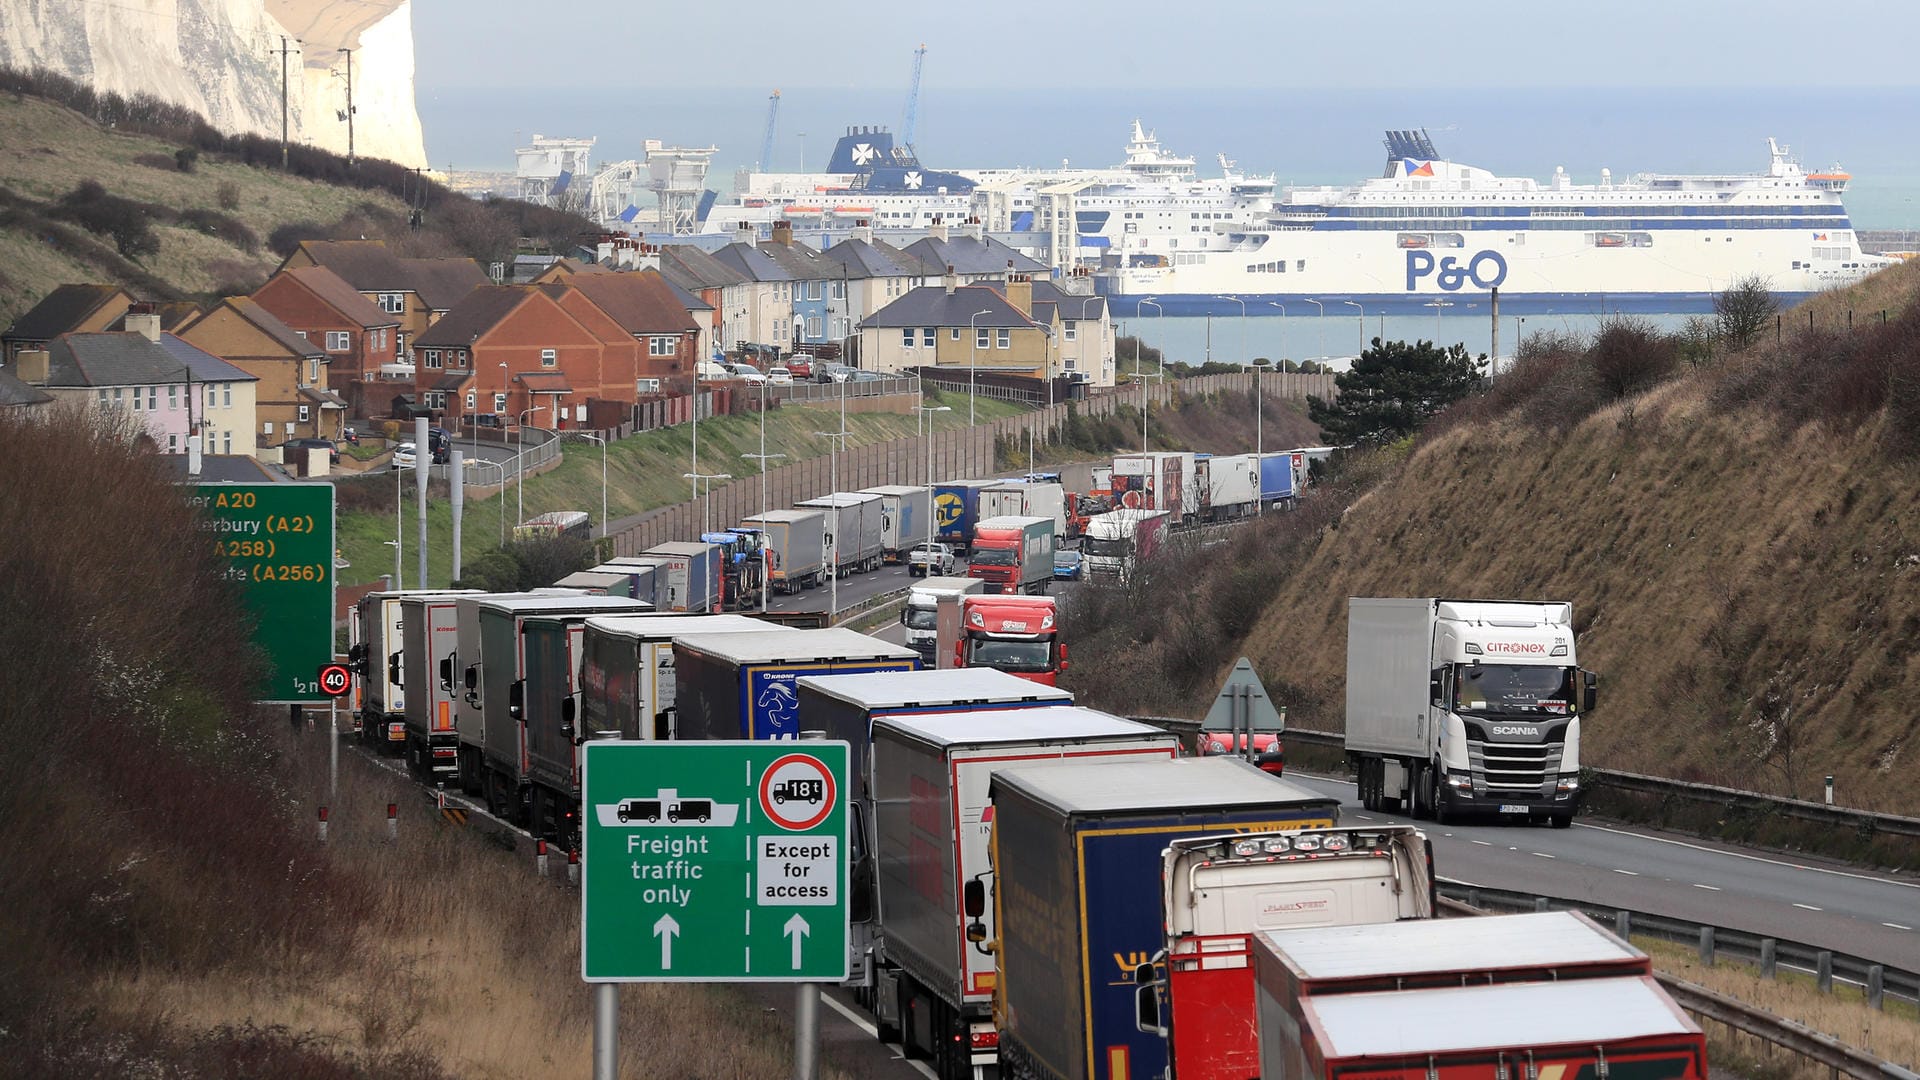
1296, 259, 1306, 271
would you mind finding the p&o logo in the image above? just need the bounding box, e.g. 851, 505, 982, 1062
1406, 249, 1508, 292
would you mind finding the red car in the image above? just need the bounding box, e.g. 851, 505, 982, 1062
785, 358, 812, 379
1200, 732, 1285, 776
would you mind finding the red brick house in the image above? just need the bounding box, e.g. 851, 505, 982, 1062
561, 270, 701, 390
250, 266, 402, 417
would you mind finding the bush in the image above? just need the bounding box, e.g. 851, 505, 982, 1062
174, 146, 198, 172
53, 178, 160, 259
1588, 316, 1678, 400
180, 207, 258, 253
216, 180, 241, 211
268, 219, 329, 256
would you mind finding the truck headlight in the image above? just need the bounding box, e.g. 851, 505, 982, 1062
1447, 772, 1472, 792
1556, 776, 1580, 794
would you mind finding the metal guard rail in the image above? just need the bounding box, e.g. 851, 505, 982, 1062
1280, 727, 1920, 840
1440, 894, 1920, 1080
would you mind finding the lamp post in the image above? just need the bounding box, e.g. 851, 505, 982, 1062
1301, 298, 1324, 363
1424, 299, 1454, 342
815, 396, 852, 617
967, 308, 993, 425
1342, 300, 1365, 358
515, 405, 546, 528
566, 431, 608, 539
741, 379, 786, 614
914, 399, 952, 571
385, 539, 402, 590
464, 457, 508, 544
681, 472, 732, 533
391, 463, 406, 587
1266, 301, 1287, 365
1138, 298, 1164, 452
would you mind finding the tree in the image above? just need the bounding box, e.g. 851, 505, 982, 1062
1714, 274, 1779, 351
1306, 338, 1486, 445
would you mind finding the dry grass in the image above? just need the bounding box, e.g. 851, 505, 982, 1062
1642, 939, 1920, 1077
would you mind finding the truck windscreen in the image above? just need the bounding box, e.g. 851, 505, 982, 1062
972, 548, 1016, 566
1083, 537, 1131, 558
966, 638, 1053, 672
1454, 664, 1576, 715
903, 606, 938, 630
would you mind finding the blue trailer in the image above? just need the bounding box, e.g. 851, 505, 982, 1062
990, 757, 1339, 1080
1259, 451, 1299, 506
671, 628, 920, 740
933, 480, 1001, 552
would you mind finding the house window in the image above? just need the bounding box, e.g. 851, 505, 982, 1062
1065, 358, 1078, 371
294, 330, 308, 339
902, 328, 916, 349
541, 348, 557, 368
308, 359, 321, 384
222, 431, 232, 454
494, 393, 507, 413
636, 378, 661, 394
1064, 321, 1077, 342
976, 328, 990, 349
454, 350, 467, 369
922, 328, 935, 347
148, 386, 158, 410
996, 329, 1011, 350
222, 384, 232, 407
649, 336, 676, 357
206, 384, 215, 406
379, 293, 405, 314
425, 349, 442, 369
831, 281, 846, 300
263, 422, 273, 436
466, 390, 477, 410
951, 328, 961, 341
325, 331, 350, 352
167, 434, 178, 452
168, 384, 178, 409
297, 404, 311, 423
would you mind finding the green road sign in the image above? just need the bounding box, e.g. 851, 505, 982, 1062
582, 741, 849, 983
190, 483, 335, 703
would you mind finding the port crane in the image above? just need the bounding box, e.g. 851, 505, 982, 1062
759, 89, 781, 171
898, 44, 926, 164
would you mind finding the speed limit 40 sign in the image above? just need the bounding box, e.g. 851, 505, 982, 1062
317, 663, 352, 698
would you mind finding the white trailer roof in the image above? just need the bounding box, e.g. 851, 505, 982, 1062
1307, 977, 1695, 1058
474, 594, 655, 616
858, 485, 927, 496
582, 614, 771, 641
994, 756, 1333, 815
644, 541, 713, 556
673, 627, 919, 664
876, 706, 1160, 747
797, 492, 880, 507
741, 508, 824, 523
1256, 911, 1644, 981
797, 668, 1072, 709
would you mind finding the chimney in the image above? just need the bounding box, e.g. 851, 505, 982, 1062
851, 218, 873, 245
735, 221, 755, 246
944, 264, 957, 296
16, 349, 50, 385
124, 301, 160, 342
1006, 273, 1032, 316
969, 216, 985, 242
771, 220, 794, 246
929, 216, 949, 242
636, 243, 660, 271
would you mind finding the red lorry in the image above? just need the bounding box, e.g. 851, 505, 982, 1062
955, 594, 1065, 686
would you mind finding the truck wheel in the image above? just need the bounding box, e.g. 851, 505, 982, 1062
1549, 812, 1574, 829
898, 977, 927, 1060
1410, 765, 1432, 820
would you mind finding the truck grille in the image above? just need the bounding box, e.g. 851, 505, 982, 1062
1466, 740, 1562, 794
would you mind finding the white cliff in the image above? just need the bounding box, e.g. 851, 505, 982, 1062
0, 0, 427, 168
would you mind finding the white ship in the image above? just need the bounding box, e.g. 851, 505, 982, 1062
1095, 130, 1892, 316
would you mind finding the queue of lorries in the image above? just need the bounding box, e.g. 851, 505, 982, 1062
343, 558, 1656, 1080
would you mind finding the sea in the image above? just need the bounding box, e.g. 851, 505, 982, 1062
414, 84, 1920, 366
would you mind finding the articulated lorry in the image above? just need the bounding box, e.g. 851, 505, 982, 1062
957, 594, 1064, 685
980, 482, 1066, 540
671, 628, 919, 740
934, 480, 1000, 552
1195, 453, 1258, 522
860, 485, 934, 563
968, 515, 1055, 595
1083, 509, 1169, 584
642, 541, 724, 612
397, 591, 481, 783
577, 613, 770, 742
1252, 913, 1696, 1080
903, 576, 985, 664
1113, 452, 1195, 525
740, 509, 827, 593
875, 708, 1178, 1080
990, 757, 1339, 1080
798, 492, 885, 575
1134, 825, 1434, 1080
351, 589, 476, 753
1258, 451, 1301, 509
1345, 598, 1598, 828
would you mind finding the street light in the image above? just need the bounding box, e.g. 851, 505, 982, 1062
1138, 298, 1165, 452
463, 457, 508, 544
515, 405, 546, 528
1342, 300, 1366, 358
384, 539, 402, 590
1424, 299, 1455, 342
814, 405, 853, 618
566, 431, 608, 539
1301, 298, 1325, 363
740, 378, 786, 614
914, 399, 952, 571
967, 308, 993, 425
1267, 301, 1287, 366
681, 472, 732, 533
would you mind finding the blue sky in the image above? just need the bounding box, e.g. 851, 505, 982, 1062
414, 0, 1920, 91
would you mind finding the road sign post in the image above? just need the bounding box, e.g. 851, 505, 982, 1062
582, 741, 850, 983
189, 483, 335, 703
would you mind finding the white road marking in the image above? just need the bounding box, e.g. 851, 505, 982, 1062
819, 993, 939, 1080
1471, 840, 1493, 847
1793, 902, 1823, 912
1884, 922, 1912, 931
1691, 884, 1721, 891
1570, 820, 1920, 891
1613, 869, 1640, 876
1532, 852, 1556, 859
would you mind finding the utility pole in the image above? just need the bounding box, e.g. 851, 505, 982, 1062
272, 36, 300, 170
336, 48, 356, 165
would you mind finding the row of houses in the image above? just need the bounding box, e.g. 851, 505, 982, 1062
0, 222, 1120, 456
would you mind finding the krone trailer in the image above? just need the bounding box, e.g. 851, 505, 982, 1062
875, 709, 1177, 1080
672, 628, 918, 740
578, 613, 770, 742
1345, 598, 1598, 828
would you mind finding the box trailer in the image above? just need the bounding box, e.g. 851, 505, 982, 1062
860, 485, 934, 563
967, 515, 1055, 595
797, 492, 884, 575
741, 509, 827, 593
980, 482, 1066, 540
578, 613, 771, 742
672, 628, 919, 741
1198, 453, 1258, 521
351, 589, 476, 753
642, 541, 724, 612
397, 591, 480, 783
933, 480, 1000, 551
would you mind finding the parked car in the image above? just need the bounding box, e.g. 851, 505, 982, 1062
730, 364, 766, 385
391, 442, 416, 470
849, 369, 883, 383
785, 359, 812, 379
1052, 548, 1083, 580
817, 364, 854, 384
281, 437, 339, 464
907, 542, 959, 577
766, 366, 794, 386
695, 359, 730, 380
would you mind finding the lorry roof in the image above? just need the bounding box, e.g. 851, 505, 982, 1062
796, 492, 880, 507
797, 668, 1072, 708
673, 627, 919, 664
858, 485, 927, 496
473, 595, 655, 615
1306, 977, 1695, 1057
583, 614, 771, 641
909, 576, 981, 594
1257, 911, 1644, 980
875, 706, 1161, 747
993, 756, 1333, 815
644, 541, 715, 556
741, 509, 824, 523
975, 515, 1052, 529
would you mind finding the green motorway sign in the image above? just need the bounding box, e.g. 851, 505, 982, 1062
190, 483, 335, 703
582, 741, 849, 983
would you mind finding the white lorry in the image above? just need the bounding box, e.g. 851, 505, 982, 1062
1082, 508, 1169, 584
902, 576, 985, 664
1344, 598, 1598, 828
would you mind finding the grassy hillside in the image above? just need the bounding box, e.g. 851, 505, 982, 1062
1216, 261, 1920, 813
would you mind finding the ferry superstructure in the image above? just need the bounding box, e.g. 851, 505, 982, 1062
1095, 130, 1891, 317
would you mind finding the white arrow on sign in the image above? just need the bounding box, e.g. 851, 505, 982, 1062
654, 912, 681, 970
784, 913, 810, 969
